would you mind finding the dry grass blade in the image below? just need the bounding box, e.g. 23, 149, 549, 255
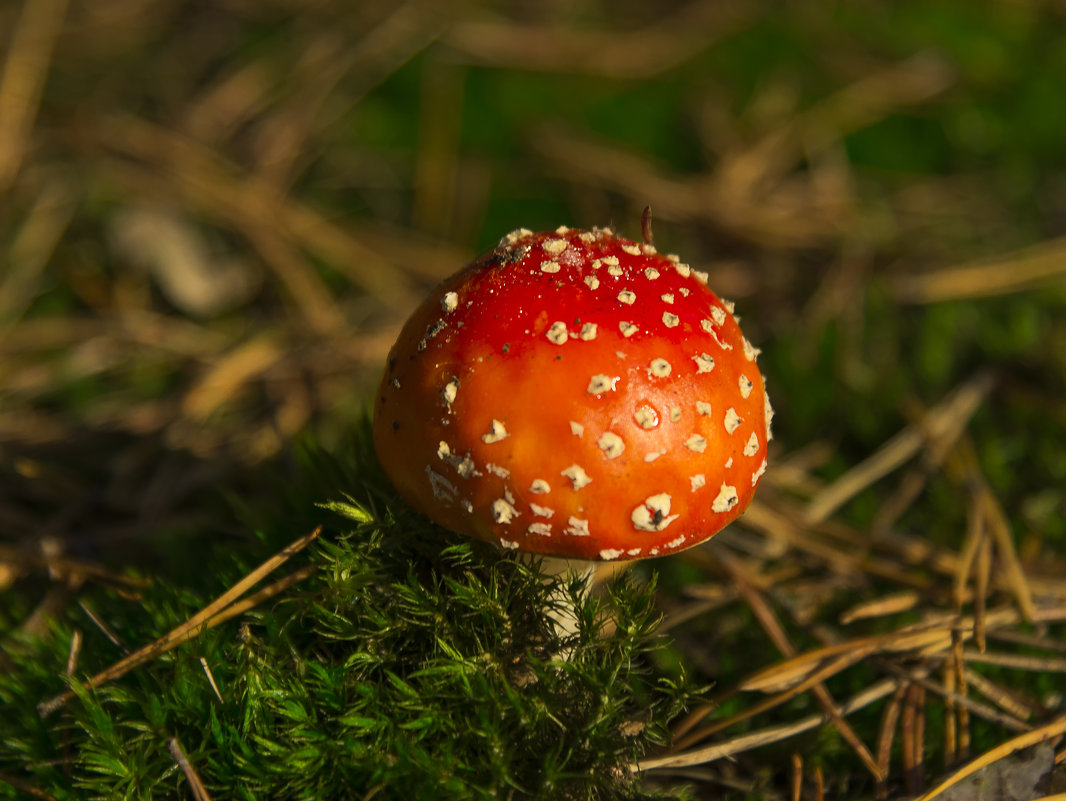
37, 527, 320, 716
182, 335, 282, 421
912, 716, 1066, 801
93, 116, 413, 310
980, 486, 1037, 622
893, 236, 1066, 303
804, 372, 993, 524
716, 51, 954, 195
0, 0, 68, 190
444, 1, 754, 78
0, 178, 76, 338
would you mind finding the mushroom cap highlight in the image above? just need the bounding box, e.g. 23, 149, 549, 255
373, 226, 772, 561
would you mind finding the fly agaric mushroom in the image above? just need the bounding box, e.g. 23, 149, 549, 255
373, 225, 772, 562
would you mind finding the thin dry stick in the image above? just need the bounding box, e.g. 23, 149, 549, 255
38, 527, 319, 716
912, 716, 1066, 801
167, 738, 213, 801
718, 551, 882, 780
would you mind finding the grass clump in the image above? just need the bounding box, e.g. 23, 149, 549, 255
0, 483, 694, 800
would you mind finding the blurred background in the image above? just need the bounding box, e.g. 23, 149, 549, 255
5, 0, 1066, 554
3, 0, 1066, 793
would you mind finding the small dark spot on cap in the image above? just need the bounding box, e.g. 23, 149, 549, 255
494, 243, 529, 266
388, 357, 397, 372
392, 421, 400, 431
502, 343, 511, 354
379, 396, 386, 404
651, 508, 665, 526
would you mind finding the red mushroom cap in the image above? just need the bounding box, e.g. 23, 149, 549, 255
373, 226, 772, 561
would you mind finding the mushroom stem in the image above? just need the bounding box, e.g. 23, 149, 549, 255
537, 555, 597, 646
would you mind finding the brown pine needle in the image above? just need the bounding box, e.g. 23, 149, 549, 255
981, 487, 1037, 622
38, 527, 319, 717
0, 772, 59, 801
975, 525, 992, 652
168, 738, 213, 801
943, 653, 957, 766
200, 657, 224, 704
879, 660, 1030, 733
840, 591, 920, 624
64, 629, 82, 677
902, 684, 924, 796
953, 491, 985, 614
875, 685, 907, 800
893, 236, 1066, 304
962, 668, 1033, 722
637, 672, 914, 772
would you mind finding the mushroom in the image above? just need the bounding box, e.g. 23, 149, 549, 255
373, 224, 772, 565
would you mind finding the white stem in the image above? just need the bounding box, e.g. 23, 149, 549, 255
537, 556, 596, 649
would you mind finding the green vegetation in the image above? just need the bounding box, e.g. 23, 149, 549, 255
2, 1, 1066, 798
